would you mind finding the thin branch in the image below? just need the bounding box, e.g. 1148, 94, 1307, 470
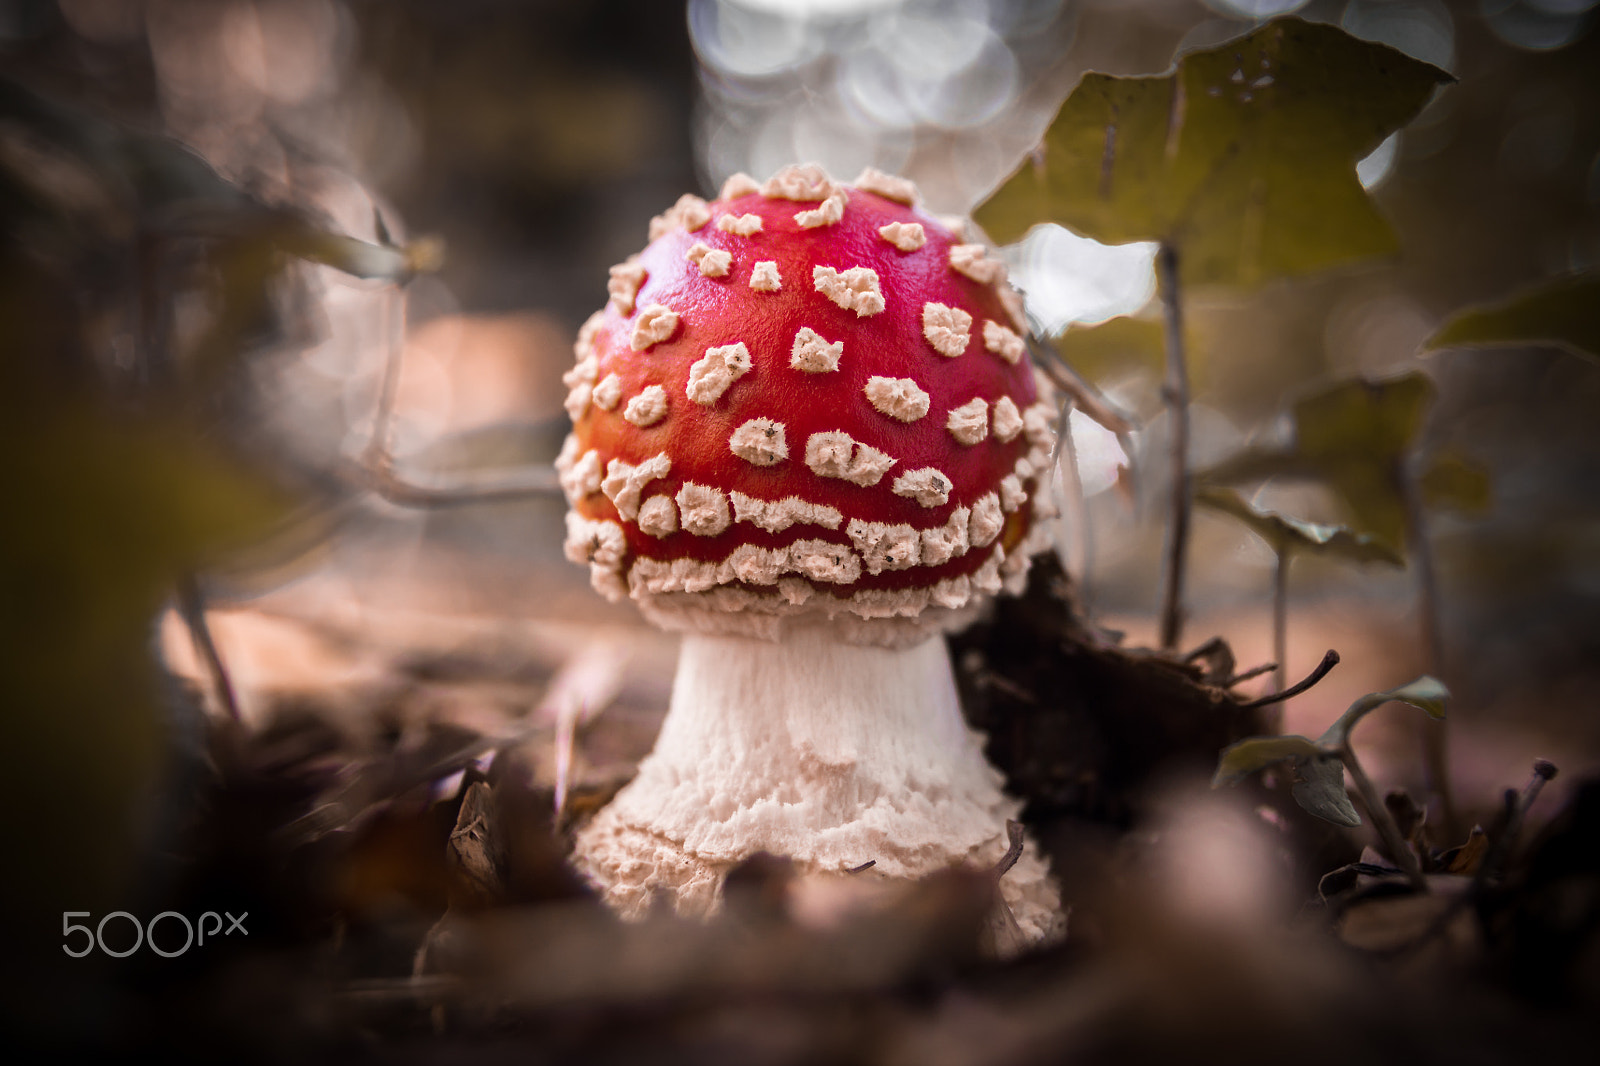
1403, 470, 1457, 836
136, 229, 174, 391
347, 279, 564, 508
175, 575, 241, 722
1156, 242, 1191, 651
1116, 427, 1142, 521
1029, 335, 1136, 436
1339, 745, 1428, 892
347, 457, 561, 508
1269, 549, 1290, 731
552, 693, 592, 819
1388, 758, 1560, 959
1226, 661, 1278, 686
991, 820, 1026, 879
1055, 399, 1096, 613
1238, 648, 1339, 710
1476, 758, 1559, 887
360, 285, 407, 472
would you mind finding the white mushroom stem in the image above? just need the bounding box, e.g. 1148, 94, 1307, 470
573, 628, 1061, 941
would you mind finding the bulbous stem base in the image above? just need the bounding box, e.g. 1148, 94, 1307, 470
572, 629, 1062, 944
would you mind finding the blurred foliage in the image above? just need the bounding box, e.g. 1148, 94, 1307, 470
1052, 314, 1168, 389
976, 18, 1450, 288
0, 73, 428, 951
1417, 451, 1493, 516
1196, 485, 1405, 567
0, 408, 288, 905
1425, 271, 1600, 364
1202, 372, 1465, 552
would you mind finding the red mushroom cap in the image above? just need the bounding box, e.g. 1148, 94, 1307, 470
558, 164, 1058, 643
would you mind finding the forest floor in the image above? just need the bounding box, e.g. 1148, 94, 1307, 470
105, 550, 1600, 1065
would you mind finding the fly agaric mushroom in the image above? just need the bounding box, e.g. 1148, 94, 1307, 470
557, 164, 1063, 941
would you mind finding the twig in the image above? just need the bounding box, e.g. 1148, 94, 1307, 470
346, 456, 561, 507
1183, 635, 1224, 662
338, 976, 464, 1005
1269, 549, 1290, 731
1226, 661, 1278, 687
1403, 471, 1457, 836
1028, 335, 1135, 437
1238, 649, 1339, 710
1055, 399, 1096, 613
991, 820, 1026, 878
1339, 743, 1428, 892
347, 278, 563, 508
1156, 243, 1191, 651
136, 229, 174, 391
175, 574, 241, 722
1390, 759, 1560, 958
553, 698, 583, 818
360, 285, 407, 472
1476, 758, 1558, 888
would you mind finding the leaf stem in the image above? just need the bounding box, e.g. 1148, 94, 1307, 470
346, 457, 561, 507
348, 283, 562, 507
991, 820, 1027, 879
1239, 648, 1339, 709
1477, 758, 1558, 888
136, 229, 173, 392
1056, 400, 1096, 614
1029, 336, 1135, 436
176, 574, 241, 722
1390, 758, 1558, 959
1403, 469, 1457, 835
1156, 242, 1191, 651
1271, 548, 1289, 729
362, 285, 408, 473
1338, 741, 1428, 891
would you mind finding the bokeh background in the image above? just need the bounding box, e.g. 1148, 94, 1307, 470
4, 0, 1600, 1051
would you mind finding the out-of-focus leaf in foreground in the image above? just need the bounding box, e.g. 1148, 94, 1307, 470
1196, 485, 1406, 566
2, 409, 290, 920
1, 75, 307, 935
975, 18, 1451, 288
1200, 372, 1435, 550
1423, 272, 1600, 364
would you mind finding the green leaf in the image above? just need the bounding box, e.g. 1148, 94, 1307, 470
1200, 372, 1434, 550
1196, 485, 1406, 565
1419, 452, 1492, 516
1292, 754, 1362, 828
1213, 734, 1322, 786
1319, 675, 1449, 751
1, 409, 291, 914
1424, 273, 1600, 364
974, 18, 1451, 288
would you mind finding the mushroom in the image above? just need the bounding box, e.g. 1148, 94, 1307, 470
557, 164, 1063, 942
